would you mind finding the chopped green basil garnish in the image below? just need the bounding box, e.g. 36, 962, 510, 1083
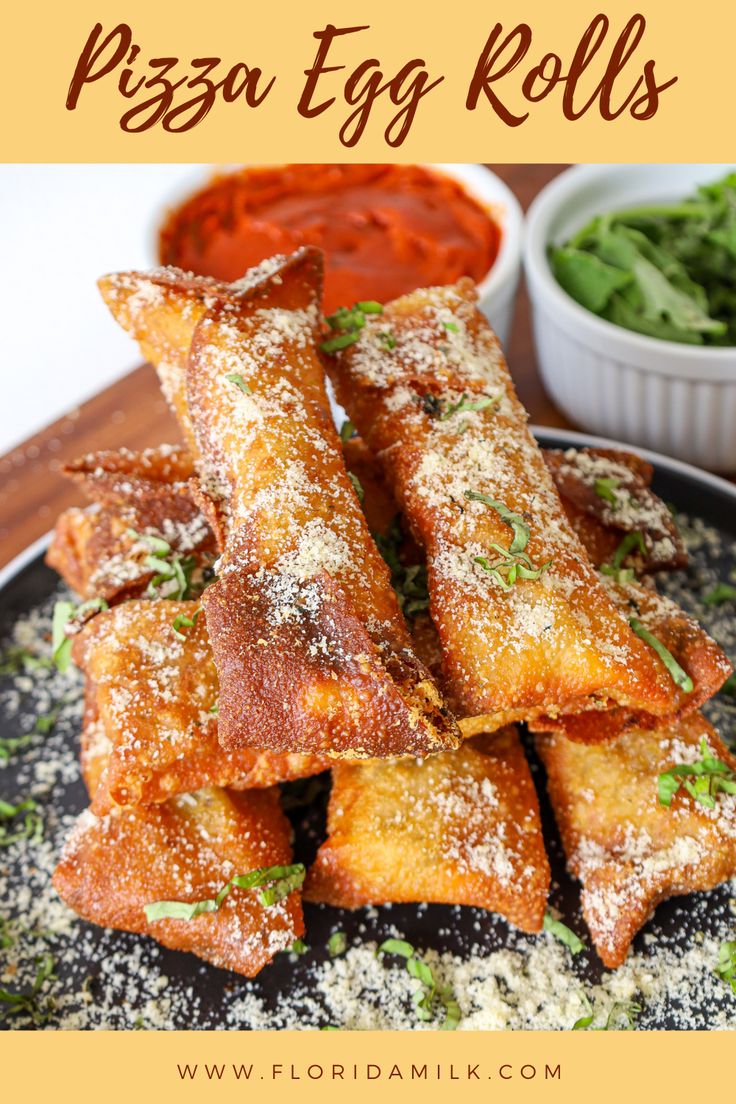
144, 863, 305, 922
378, 331, 396, 350
0, 647, 52, 677
629, 617, 694, 693
464, 491, 530, 554
613, 531, 646, 568
287, 938, 309, 955
128, 530, 198, 602
378, 939, 460, 1030
347, 471, 364, 504
715, 941, 736, 994
593, 476, 620, 505
373, 517, 430, 619
327, 931, 348, 957
225, 373, 252, 394
658, 736, 736, 809
52, 597, 108, 672
321, 301, 383, 354
439, 393, 499, 421
543, 911, 585, 954
0, 797, 43, 847
703, 583, 736, 606
0, 952, 57, 1026
441, 321, 459, 333
171, 608, 202, 641
339, 419, 357, 444
573, 994, 641, 1031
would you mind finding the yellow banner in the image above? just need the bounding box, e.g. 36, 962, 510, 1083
2, 1029, 733, 1101
2, 0, 733, 161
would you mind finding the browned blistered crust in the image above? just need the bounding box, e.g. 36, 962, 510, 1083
326, 280, 696, 731
74, 600, 330, 812
543, 447, 687, 574
98, 249, 459, 759
305, 728, 550, 933
536, 714, 736, 968
53, 779, 303, 978
531, 578, 732, 742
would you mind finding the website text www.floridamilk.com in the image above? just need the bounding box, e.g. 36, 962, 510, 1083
175, 1062, 562, 1083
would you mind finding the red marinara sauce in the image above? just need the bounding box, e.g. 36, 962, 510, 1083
159, 164, 501, 315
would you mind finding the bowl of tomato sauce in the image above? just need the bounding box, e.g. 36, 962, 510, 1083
157, 163, 523, 348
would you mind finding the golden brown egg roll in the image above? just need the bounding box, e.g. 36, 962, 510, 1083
536, 714, 736, 967
305, 728, 549, 933
324, 280, 721, 733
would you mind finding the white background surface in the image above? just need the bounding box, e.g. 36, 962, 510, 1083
0, 164, 210, 455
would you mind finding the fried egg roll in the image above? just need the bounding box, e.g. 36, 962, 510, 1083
536, 714, 736, 967
53, 775, 303, 978
324, 280, 690, 733
305, 728, 549, 933
74, 600, 330, 814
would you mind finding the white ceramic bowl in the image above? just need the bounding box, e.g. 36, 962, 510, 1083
152, 163, 523, 350
524, 164, 736, 471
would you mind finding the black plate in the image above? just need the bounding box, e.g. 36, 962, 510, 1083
1, 428, 735, 1030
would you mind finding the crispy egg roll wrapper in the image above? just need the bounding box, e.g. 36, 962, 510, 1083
543, 447, 686, 574
536, 714, 736, 967
305, 728, 550, 933
53, 776, 303, 979
326, 280, 687, 729
74, 600, 330, 813
181, 252, 456, 758
531, 578, 732, 741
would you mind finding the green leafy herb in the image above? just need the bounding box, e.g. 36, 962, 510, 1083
378, 940, 460, 1030
464, 491, 530, 554
629, 617, 694, 693
171, 608, 202, 641
543, 911, 585, 954
0, 917, 13, 949
225, 373, 252, 394
327, 931, 347, 958
593, 476, 621, 505
321, 1025, 339, 1031
287, 938, 309, 956
339, 419, 357, 444
613, 531, 646, 567
207, 700, 219, 715
144, 863, 305, 922
0, 703, 64, 763
714, 940, 736, 994
572, 994, 641, 1031
0, 647, 52, 677
377, 331, 396, 350
321, 301, 383, 354
550, 173, 736, 346
0, 952, 57, 1026
703, 583, 736, 606
128, 530, 198, 602
439, 393, 499, 421
52, 597, 108, 672
600, 530, 647, 584
347, 471, 364, 504
658, 736, 736, 809
373, 517, 430, 619
0, 797, 43, 847
441, 321, 459, 333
